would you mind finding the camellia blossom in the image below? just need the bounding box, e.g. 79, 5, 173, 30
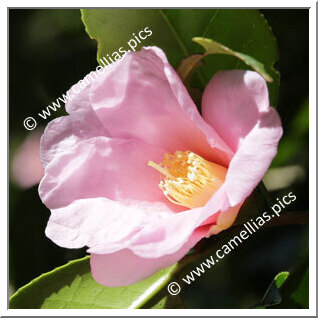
39, 46, 282, 287
12, 130, 44, 189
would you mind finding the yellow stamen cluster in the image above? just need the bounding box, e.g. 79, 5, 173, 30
148, 151, 227, 209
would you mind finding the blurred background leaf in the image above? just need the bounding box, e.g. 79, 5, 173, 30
9, 9, 95, 291
290, 268, 309, 308
274, 255, 309, 309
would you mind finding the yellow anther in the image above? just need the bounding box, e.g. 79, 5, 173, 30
148, 151, 227, 209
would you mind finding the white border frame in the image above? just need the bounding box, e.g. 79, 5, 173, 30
3, 1, 316, 316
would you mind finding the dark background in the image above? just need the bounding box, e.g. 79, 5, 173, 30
9, 9, 309, 308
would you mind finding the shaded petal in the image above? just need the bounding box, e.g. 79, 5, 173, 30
90, 46, 232, 166
41, 68, 110, 169
124, 187, 229, 258
120, 108, 280, 257
224, 108, 283, 206
39, 136, 173, 210
202, 70, 283, 206
65, 68, 104, 114
202, 70, 270, 152
40, 112, 108, 169
206, 204, 242, 236
90, 226, 208, 287
120, 105, 282, 257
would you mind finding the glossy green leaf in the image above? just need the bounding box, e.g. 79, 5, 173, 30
81, 9, 279, 106
191, 37, 272, 82
81, 9, 186, 68
9, 256, 179, 309
254, 271, 289, 308
274, 272, 290, 289
144, 294, 186, 309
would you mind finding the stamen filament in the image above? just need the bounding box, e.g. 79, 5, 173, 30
148, 161, 174, 178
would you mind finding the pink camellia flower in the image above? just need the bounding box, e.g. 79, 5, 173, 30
39, 46, 282, 286
12, 130, 44, 189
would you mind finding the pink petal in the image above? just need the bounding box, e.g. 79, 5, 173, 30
38, 58, 283, 287
90, 226, 208, 286
40, 67, 109, 169
44, 182, 228, 259
85, 186, 233, 259
11, 131, 44, 188
117, 92, 282, 258
122, 187, 229, 258
206, 203, 242, 236
202, 70, 283, 206
224, 108, 283, 206
90, 46, 233, 166
202, 70, 271, 152
39, 136, 175, 210
118, 106, 282, 257
46, 197, 172, 251
40, 112, 108, 169
65, 73, 97, 114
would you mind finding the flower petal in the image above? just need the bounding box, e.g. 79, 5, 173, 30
39, 136, 173, 210
224, 108, 283, 206
90, 226, 208, 287
90, 46, 232, 166
202, 70, 283, 206
123, 187, 229, 258
65, 67, 106, 114
120, 108, 282, 258
40, 112, 108, 169
202, 70, 271, 152
206, 204, 242, 236
45, 197, 171, 251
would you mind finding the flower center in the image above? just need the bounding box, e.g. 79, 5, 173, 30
148, 151, 227, 209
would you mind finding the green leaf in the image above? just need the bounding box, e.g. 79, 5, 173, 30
81, 9, 279, 106
81, 9, 186, 68
277, 258, 309, 309
254, 271, 289, 308
9, 256, 180, 309
290, 268, 309, 308
144, 294, 186, 309
274, 272, 290, 289
271, 98, 309, 167
191, 37, 273, 82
